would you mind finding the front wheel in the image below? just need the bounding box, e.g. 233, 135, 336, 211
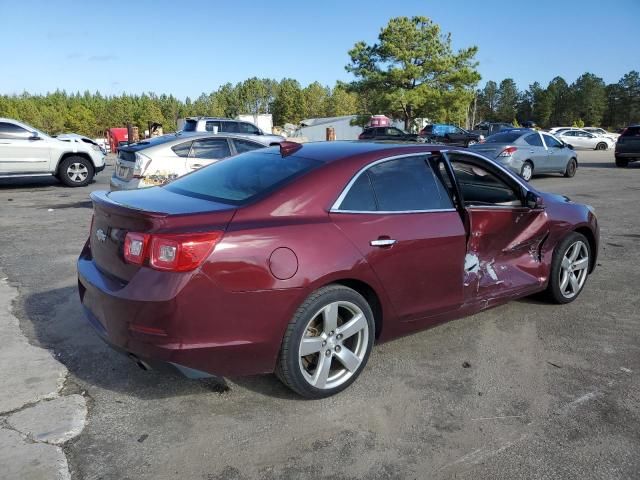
520, 161, 533, 181
564, 158, 577, 177
466, 139, 478, 147
58, 156, 94, 187
545, 232, 591, 304
595, 142, 608, 151
276, 285, 375, 398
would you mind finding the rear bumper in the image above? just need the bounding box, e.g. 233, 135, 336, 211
95, 164, 106, 173
614, 151, 639, 159
76, 247, 298, 378
110, 174, 140, 191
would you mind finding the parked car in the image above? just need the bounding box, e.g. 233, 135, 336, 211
110, 132, 269, 190
419, 124, 484, 146
614, 125, 640, 167
57, 133, 107, 155
358, 126, 422, 142
547, 127, 573, 136
555, 129, 614, 150
182, 117, 285, 145
469, 129, 578, 181
472, 122, 514, 137
78, 141, 599, 398
583, 127, 619, 142
0, 118, 105, 186
521, 121, 537, 129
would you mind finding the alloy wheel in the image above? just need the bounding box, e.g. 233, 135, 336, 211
559, 240, 589, 299
298, 301, 369, 390
66, 162, 89, 183
521, 163, 533, 181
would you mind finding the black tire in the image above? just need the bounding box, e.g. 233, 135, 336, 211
545, 232, 591, 304
520, 161, 534, 181
615, 157, 629, 168
595, 142, 607, 151
58, 156, 94, 187
564, 158, 577, 178
276, 284, 375, 399
466, 139, 478, 147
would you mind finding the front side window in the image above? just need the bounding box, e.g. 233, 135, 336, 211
233, 139, 264, 154
221, 121, 239, 133
448, 154, 521, 206
0, 122, 29, 139
189, 138, 231, 159
340, 156, 453, 212
385, 128, 402, 136
238, 123, 260, 135
543, 135, 563, 148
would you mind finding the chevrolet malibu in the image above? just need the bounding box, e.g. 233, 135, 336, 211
77, 141, 599, 398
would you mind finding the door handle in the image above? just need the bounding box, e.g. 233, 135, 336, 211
370, 238, 396, 247
190, 163, 204, 169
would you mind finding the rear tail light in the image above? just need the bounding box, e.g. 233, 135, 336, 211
133, 152, 152, 179
123, 231, 222, 272
498, 146, 518, 157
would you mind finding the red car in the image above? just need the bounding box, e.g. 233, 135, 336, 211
77, 141, 599, 398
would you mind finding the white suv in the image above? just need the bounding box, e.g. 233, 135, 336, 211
0, 118, 106, 186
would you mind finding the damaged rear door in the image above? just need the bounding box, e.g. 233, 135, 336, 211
444, 151, 549, 304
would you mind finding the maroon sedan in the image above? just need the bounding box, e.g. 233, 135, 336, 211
77, 141, 599, 398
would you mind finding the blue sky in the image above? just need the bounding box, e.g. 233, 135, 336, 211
1, 0, 638, 98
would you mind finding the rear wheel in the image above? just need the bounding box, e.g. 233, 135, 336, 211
564, 158, 577, 177
58, 156, 94, 187
466, 139, 478, 147
545, 232, 591, 304
276, 285, 374, 398
615, 157, 629, 168
595, 142, 607, 151
520, 161, 533, 181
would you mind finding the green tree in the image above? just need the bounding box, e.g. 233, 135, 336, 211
302, 82, 329, 119
272, 79, 304, 125
477, 80, 498, 121
495, 78, 519, 122
346, 16, 480, 129
571, 73, 606, 126
326, 82, 358, 116
546, 77, 572, 126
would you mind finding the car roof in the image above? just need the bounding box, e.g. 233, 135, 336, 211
120, 132, 268, 152
280, 141, 445, 164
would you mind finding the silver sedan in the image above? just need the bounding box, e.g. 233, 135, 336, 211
555, 129, 615, 150
469, 129, 578, 181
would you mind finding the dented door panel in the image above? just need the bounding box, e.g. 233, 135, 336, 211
464, 207, 549, 302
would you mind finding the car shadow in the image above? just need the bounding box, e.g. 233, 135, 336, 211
582, 162, 640, 169
0, 177, 98, 190
20, 285, 292, 400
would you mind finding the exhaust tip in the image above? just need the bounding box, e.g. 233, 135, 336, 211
128, 353, 151, 371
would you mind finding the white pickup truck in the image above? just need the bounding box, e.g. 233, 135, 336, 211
0, 118, 106, 186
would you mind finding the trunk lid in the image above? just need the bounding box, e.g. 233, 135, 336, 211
468, 143, 508, 158
89, 187, 236, 282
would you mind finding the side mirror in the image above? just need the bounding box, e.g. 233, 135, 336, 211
29, 132, 41, 140
525, 191, 544, 209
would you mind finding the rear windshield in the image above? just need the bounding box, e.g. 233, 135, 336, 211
182, 119, 197, 132
484, 131, 522, 143
165, 151, 322, 205
622, 126, 640, 137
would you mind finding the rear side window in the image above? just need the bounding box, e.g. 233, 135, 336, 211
485, 132, 522, 143
233, 139, 264, 154
524, 133, 543, 146
622, 126, 640, 137
367, 157, 452, 211
237, 123, 261, 135
165, 152, 322, 205
172, 141, 193, 157
221, 121, 239, 133
190, 138, 231, 159
205, 121, 221, 132
340, 173, 377, 211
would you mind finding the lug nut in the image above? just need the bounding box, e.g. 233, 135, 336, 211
335, 345, 341, 352
336, 334, 343, 340
322, 340, 327, 347
325, 350, 331, 356
329, 331, 334, 336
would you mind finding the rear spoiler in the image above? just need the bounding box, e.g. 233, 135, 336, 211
90, 191, 169, 218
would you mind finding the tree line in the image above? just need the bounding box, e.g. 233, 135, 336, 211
0, 16, 638, 137
476, 71, 640, 129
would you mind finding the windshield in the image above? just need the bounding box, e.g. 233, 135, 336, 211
484, 131, 522, 143
165, 151, 323, 205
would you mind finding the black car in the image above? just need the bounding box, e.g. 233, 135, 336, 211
615, 125, 640, 167
419, 123, 483, 147
472, 122, 514, 137
358, 126, 421, 142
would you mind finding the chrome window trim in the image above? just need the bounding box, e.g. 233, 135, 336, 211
330, 152, 456, 214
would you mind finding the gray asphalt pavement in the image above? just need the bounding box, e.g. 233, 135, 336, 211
0, 150, 638, 479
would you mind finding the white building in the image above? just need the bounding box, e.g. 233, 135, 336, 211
293, 115, 363, 142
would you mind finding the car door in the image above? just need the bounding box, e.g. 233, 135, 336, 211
187, 138, 232, 171
522, 132, 550, 171
445, 126, 468, 146
0, 122, 51, 173
330, 154, 466, 322
541, 134, 569, 172
445, 152, 549, 303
